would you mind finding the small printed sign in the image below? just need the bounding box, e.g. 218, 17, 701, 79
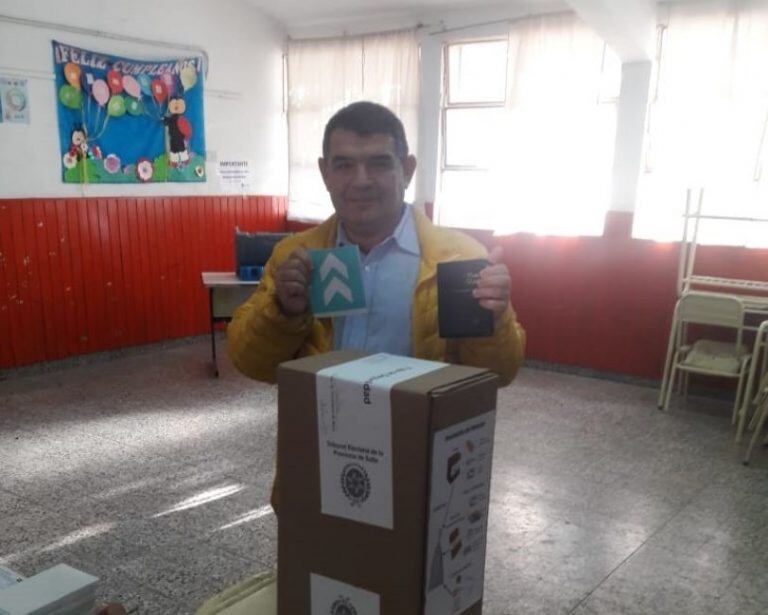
309, 246, 366, 317
217, 159, 253, 193
0, 76, 30, 124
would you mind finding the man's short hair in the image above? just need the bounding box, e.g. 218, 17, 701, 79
322, 101, 409, 161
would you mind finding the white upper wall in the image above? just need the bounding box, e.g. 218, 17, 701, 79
275, 0, 566, 39
0, 0, 288, 198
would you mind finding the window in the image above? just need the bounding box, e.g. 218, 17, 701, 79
633, 1, 768, 247
441, 40, 506, 193
287, 30, 420, 222
436, 13, 621, 237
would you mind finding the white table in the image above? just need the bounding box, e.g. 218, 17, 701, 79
201, 272, 260, 377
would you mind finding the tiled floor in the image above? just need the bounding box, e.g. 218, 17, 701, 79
1, 338, 767, 614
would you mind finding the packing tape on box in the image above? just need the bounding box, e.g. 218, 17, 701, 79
315, 353, 445, 530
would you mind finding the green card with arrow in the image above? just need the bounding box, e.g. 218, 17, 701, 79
309, 246, 367, 317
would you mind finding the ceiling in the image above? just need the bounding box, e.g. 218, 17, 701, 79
245, 0, 562, 35
247, 0, 677, 61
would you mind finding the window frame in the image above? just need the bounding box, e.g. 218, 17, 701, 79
440, 37, 509, 175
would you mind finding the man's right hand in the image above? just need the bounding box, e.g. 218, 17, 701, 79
274, 247, 312, 317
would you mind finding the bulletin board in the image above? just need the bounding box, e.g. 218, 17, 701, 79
52, 40, 206, 184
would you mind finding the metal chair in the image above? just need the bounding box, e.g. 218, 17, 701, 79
659, 292, 751, 419
735, 319, 768, 442
743, 373, 768, 465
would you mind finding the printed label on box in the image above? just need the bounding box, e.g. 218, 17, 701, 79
311, 573, 380, 615
316, 353, 445, 529
424, 411, 496, 614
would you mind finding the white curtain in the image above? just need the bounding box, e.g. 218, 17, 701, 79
287, 30, 420, 222
438, 13, 620, 236
633, 0, 768, 247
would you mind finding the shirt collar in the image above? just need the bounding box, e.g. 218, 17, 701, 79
336, 204, 420, 256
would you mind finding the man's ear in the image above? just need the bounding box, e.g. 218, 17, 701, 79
318, 157, 330, 190
403, 155, 417, 187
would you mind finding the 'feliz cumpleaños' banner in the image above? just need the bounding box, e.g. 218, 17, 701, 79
52, 41, 206, 184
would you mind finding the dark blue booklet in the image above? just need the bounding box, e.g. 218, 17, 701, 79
437, 259, 494, 338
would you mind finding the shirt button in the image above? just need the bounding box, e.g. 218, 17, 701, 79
365, 265, 370, 272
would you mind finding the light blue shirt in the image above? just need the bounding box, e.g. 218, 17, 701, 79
333, 205, 420, 356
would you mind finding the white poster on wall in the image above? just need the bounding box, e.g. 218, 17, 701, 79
0, 76, 30, 124
217, 159, 253, 193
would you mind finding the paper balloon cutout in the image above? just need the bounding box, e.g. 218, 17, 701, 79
58, 84, 82, 109
178, 116, 192, 139
125, 97, 143, 116
107, 94, 126, 117
160, 72, 176, 97
64, 63, 82, 90
92, 79, 110, 106
107, 70, 123, 95
137, 74, 152, 96
180, 65, 197, 91
122, 75, 141, 99
151, 79, 167, 103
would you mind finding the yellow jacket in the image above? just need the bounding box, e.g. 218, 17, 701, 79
227, 207, 525, 386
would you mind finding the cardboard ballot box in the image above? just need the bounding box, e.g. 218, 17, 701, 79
277, 351, 498, 615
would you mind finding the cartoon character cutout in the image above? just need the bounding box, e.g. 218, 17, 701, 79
63, 125, 102, 169
163, 95, 192, 167
69, 126, 89, 160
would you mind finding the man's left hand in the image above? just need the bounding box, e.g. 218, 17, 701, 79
473, 246, 511, 321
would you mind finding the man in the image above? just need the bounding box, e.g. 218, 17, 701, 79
228, 101, 525, 386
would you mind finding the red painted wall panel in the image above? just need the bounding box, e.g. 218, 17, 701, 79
0, 195, 287, 369
4, 200, 765, 377
499, 218, 679, 379
0, 201, 16, 367
503, 213, 768, 379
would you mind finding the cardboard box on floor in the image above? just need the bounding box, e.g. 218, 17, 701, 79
277, 351, 498, 615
